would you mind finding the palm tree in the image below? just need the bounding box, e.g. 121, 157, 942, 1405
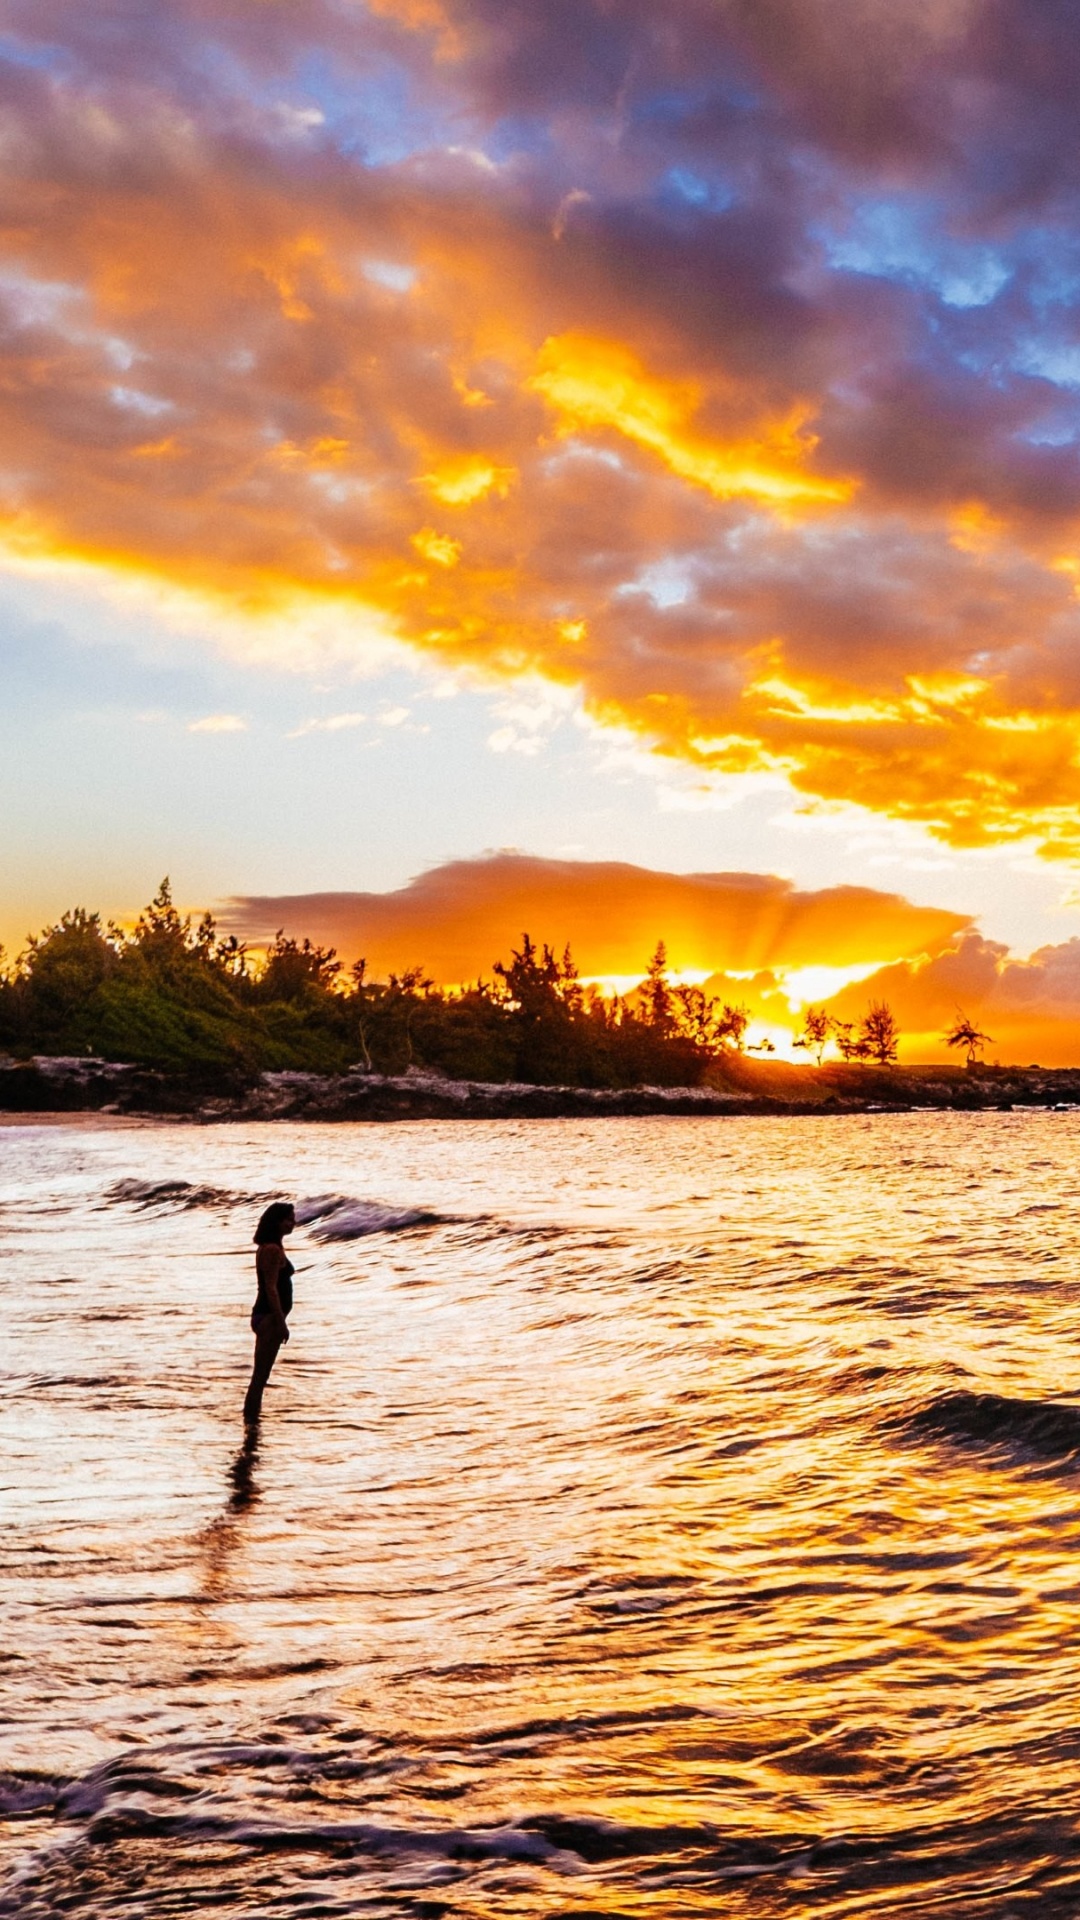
944, 1011, 994, 1067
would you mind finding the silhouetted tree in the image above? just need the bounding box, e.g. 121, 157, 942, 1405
378, 967, 433, 1070
494, 934, 586, 1082
793, 1006, 832, 1065
349, 958, 375, 1070
944, 1010, 994, 1067
641, 942, 676, 1037
130, 877, 193, 975
672, 983, 722, 1050
859, 1000, 900, 1066
0, 889, 767, 1089
410, 982, 516, 1083
715, 1002, 750, 1051
832, 1018, 868, 1062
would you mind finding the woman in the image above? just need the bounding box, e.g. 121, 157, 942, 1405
244, 1200, 296, 1425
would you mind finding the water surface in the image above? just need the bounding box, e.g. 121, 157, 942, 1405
3, 1112, 1080, 1916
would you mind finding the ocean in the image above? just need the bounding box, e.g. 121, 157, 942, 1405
3, 1111, 1080, 1917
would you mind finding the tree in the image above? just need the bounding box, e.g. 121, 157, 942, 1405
130, 877, 193, 973
715, 1002, 750, 1051
13, 908, 121, 1050
1, 888, 760, 1091
0, 946, 12, 1049
494, 934, 582, 1019
641, 941, 675, 1036
943, 1010, 994, 1067
210, 931, 251, 983
859, 1000, 900, 1066
376, 966, 433, 1069
408, 982, 516, 1083
257, 931, 341, 1003
831, 1019, 867, 1062
793, 1006, 832, 1065
494, 934, 586, 1082
349, 958, 375, 1070
672, 983, 721, 1050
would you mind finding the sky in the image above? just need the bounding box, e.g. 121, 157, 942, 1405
6, 0, 1080, 1058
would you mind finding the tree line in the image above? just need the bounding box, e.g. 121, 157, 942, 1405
0, 879, 963, 1085
0, 884, 751, 1084
792, 1002, 901, 1065
792, 1005, 993, 1067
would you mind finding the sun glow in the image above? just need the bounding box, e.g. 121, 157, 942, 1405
779, 960, 896, 1010
743, 1020, 804, 1062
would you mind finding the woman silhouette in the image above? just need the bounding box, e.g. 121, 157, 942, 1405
244, 1200, 296, 1425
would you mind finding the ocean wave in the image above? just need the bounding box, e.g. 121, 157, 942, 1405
906, 1389, 1080, 1460
0, 1772, 57, 1818
102, 1180, 443, 1239
7, 1735, 1080, 1916
0, 1746, 777, 1873
104, 1177, 259, 1212
294, 1194, 444, 1239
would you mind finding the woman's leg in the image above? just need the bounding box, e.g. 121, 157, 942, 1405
244, 1319, 283, 1424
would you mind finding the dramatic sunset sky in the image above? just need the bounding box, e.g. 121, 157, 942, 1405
6, 0, 1080, 1058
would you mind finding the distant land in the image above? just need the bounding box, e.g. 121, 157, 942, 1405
3, 1055, 1079, 1122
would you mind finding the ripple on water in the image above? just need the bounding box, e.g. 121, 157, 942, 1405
5, 1112, 1080, 1916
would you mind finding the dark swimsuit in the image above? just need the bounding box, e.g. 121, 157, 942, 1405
252, 1252, 294, 1332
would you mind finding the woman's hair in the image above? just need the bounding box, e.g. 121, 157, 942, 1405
254, 1200, 295, 1245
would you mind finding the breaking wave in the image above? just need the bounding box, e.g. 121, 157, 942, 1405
0, 1739, 810, 1889
7, 1733, 1080, 1917
104, 1177, 259, 1211
906, 1389, 1080, 1461
103, 1180, 444, 1239
294, 1194, 445, 1238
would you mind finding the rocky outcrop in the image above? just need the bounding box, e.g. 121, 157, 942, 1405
3, 1055, 1080, 1120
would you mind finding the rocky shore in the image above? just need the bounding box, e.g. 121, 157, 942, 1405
3, 1054, 1080, 1121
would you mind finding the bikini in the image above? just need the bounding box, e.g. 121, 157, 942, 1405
251, 1251, 294, 1330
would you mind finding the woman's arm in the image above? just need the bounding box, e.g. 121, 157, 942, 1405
257, 1244, 290, 1342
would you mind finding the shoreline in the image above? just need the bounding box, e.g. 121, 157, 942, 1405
3, 1055, 1080, 1122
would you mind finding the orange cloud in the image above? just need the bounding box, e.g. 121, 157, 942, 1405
224, 852, 970, 983
6, 9, 1080, 859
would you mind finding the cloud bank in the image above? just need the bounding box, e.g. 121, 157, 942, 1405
8, 3, 1080, 850
226, 851, 970, 980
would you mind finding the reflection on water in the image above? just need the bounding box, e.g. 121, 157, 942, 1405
227, 1426, 261, 1512
3, 1113, 1080, 1915
194, 1427, 262, 1607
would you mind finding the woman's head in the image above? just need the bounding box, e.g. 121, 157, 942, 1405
254, 1200, 296, 1245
